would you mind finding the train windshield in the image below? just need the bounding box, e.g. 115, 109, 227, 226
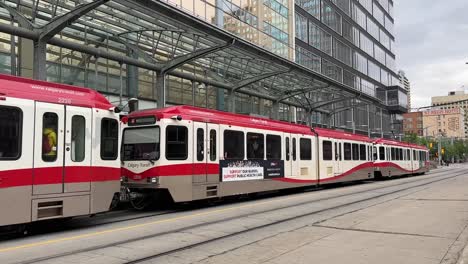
122, 126, 160, 161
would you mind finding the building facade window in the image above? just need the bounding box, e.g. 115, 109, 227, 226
322, 2, 342, 34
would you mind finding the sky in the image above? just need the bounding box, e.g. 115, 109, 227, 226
394, 0, 468, 108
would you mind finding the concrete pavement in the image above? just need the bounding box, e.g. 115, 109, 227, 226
1, 165, 468, 264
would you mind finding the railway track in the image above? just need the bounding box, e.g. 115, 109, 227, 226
14, 167, 466, 264
7, 168, 450, 239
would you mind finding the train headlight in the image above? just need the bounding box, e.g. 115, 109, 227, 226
147, 177, 158, 183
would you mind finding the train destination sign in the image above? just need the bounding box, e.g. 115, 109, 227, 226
220, 160, 284, 182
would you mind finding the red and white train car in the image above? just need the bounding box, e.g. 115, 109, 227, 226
373, 139, 429, 177
121, 106, 378, 204
0, 74, 121, 227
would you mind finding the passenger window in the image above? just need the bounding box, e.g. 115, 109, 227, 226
292, 138, 297, 161
323, 141, 333, 161
210, 130, 216, 161
266, 135, 281, 160
247, 133, 264, 159
197, 128, 204, 161
166, 125, 188, 160
400, 149, 403, 161
334, 142, 338, 161
352, 144, 359, 161
224, 130, 244, 159
300, 138, 312, 160
391, 148, 396, 160
101, 118, 119, 160
71, 115, 86, 162
43, 112, 59, 162
286, 137, 290, 161
344, 143, 352, 160
373, 147, 378, 161
413, 150, 417, 161
379, 146, 385, 160
359, 144, 366, 161
407, 150, 410, 161
339, 143, 342, 160
0, 106, 22, 160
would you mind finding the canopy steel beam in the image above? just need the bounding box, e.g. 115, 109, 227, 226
161, 40, 235, 73
2, 0, 110, 80
0, 1, 34, 29
309, 96, 356, 111
330, 101, 371, 115
275, 85, 330, 103
232, 69, 290, 92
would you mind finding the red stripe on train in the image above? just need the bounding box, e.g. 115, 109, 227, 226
121, 164, 220, 180
0, 167, 120, 188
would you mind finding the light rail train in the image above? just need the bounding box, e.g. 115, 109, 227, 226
0, 74, 121, 229
0, 74, 430, 228
121, 106, 430, 206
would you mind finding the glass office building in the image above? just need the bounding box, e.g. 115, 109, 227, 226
294, 0, 405, 134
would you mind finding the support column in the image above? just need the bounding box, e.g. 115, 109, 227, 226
380, 108, 384, 138
272, 101, 280, 120
216, 88, 225, 111
227, 89, 236, 112
19, 38, 34, 78
192, 81, 196, 106
126, 48, 139, 98
33, 41, 48, 80
156, 71, 166, 108
367, 105, 371, 137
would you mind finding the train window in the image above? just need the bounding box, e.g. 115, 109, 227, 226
391, 148, 396, 161
224, 130, 244, 159
300, 138, 312, 160
379, 146, 385, 160
286, 137, 290, 161
197, 128, 204, 161
101, 118, 119, 160
247, 133, 264, 159
339, 143, 342, 161
0, 106, 22, 160
210, 130, 216, 161
359, 145, 366, 161
71, 116, 86, 162
334, 142, 338, 161
166, 126, 188, 160
396, 148, 401, 161
413, 150, 418, 161
123, 126, 160, 161
407, 150, 411, 161
42, 112, 59, 162
373, 147, 377, 161
266, 135, 281, 160
352, 144, 359, 161
344, 143, 352, 160
292, 138, 297, 161
400, 149, 403, 161
323, 141, 333, 161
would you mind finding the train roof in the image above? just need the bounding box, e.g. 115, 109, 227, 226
0, 74, 113, 110
128, 105, 373, 142
374, 138, 428, 150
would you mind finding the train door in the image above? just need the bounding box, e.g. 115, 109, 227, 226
290, 135, 300, 177
64, 106, 92, 193
334, 140, 343, 175
33, 102, 65, 195
193, 122, 207, 183
207, 124, 219, 183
